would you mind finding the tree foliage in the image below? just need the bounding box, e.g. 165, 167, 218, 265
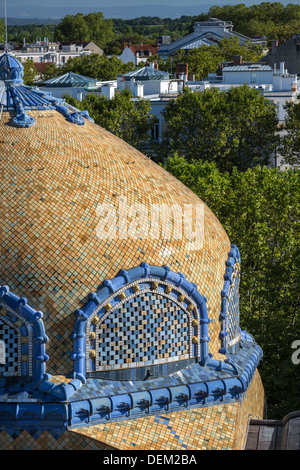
55, 12, 114, 48
199, 2, 300, 45
148, 36, 264, 81
165, 156, 300, 418
64, 90, 156, 148
281, 101, 300, 167
0, 18, 5, 44
22, 59, 36, 85
161, 86, 279, 172
43, 53, 135, 81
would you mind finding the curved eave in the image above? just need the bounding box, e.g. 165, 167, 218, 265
0, 333, 262, 429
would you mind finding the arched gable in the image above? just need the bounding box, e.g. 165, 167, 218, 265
71, 263, 210, 382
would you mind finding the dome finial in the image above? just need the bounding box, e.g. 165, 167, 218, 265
0, 52, 24, 84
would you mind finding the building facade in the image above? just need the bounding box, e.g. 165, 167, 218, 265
158, 18, 266, 60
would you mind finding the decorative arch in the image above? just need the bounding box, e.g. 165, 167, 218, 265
0, 285, 50, 386
70, 263, 210, 382
219, 245, 241, 354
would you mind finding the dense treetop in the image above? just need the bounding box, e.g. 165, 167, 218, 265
5, 2, 300, 51
164, 157, 300, 419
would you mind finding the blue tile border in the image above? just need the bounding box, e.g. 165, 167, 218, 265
0, 285, 51, 387
219, 245, 241, 354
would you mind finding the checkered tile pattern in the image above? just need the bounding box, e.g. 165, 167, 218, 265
0, 319, 18, 374
96, 292, 190, 370
227, 270, 240, 346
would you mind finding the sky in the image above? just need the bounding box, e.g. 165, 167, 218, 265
3, 0, 300, 20
7, 0, 219, 6
8, 0, 298, 8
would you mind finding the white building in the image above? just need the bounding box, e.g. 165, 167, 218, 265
40, 71, 115, 100
158, 18, 267, 60
12, 40, 103, 67
187, 60, 298, 122
117, 64, 179, 98
119, 43, 159, 66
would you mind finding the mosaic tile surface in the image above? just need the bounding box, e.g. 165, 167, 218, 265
0, 319, 18, 375
95, 292, 190, 371
0, 371, 264, 450
0, 109, 231, 377
0, 427, 116, 450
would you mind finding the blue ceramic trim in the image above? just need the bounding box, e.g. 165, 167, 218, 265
0, 285, 51, 387
0, 333, 262, 429
219, 244, 241, 354
0, 52, 94, 127
78, 264, 209, 368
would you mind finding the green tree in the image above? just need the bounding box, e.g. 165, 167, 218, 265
165, 156, 300, 418
58, 53, 135, 81
43, 62, 61, 81
281, 101, 300, 167
0, 18, 5, 44
157, 37, 263, 81
55, 12, 114, 47
161, 86, 279, 172
205, 2, 300, 42
55, 13, 89, 42
23, 59, 36, 86
64, 90, 156, 149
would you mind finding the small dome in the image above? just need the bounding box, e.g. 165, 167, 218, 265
0, 53, 24, 84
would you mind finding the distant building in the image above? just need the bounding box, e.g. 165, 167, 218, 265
221, 57, 274, 85
119, 43, 159, 66
40, 71, 114, 100
187, 57, 298, 123
117, 63, 178, 97
186, 58, 298, 171
5, 39, 103, 67
158, 18, 267, 59
261, 34, 300, 75
32, 61, 53, 82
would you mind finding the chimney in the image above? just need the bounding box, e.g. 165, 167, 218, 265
175, 63, 188, 80
154, 61, 159, 70
232, 56, 242, 65
280, 62, 285, 74
291, 81, 297, 92
271, 40, 278, 53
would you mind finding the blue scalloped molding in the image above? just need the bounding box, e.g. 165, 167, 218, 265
219, 244, 241, 355
0, 335, 262, 429
78, 263, 210, 369
0, 285, 51, 387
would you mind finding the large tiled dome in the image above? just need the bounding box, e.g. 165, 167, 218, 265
0, 88, 231, 377
0, 53, 264, 450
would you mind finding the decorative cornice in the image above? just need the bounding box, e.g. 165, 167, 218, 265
0, 334, 262, 429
